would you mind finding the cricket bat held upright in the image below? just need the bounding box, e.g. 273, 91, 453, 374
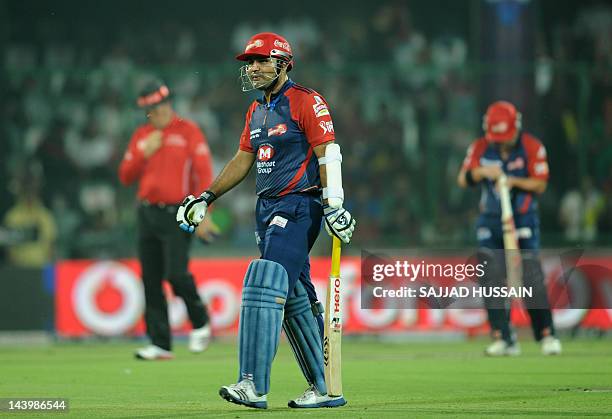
323, 236, 343, 396
498, 174, 522, 289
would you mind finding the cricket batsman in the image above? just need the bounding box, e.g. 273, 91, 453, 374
176, 32, 355, 408
457, 101, 562, 356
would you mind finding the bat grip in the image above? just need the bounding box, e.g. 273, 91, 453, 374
331, 236, 342, 277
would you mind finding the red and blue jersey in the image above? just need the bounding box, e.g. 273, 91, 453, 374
462, 133, 549, 216
239, 79, 335, 198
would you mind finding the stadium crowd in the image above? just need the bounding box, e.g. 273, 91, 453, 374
1, 1, 611, 264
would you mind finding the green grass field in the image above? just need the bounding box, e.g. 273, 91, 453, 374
1, 338, 611, 418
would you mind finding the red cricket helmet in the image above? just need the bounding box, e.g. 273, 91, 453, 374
236, 32, 294, 71
482, 101, 522, 142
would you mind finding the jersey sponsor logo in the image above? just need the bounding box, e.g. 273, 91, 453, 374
258, 144, 275, 161
250, 128, 261, 140
267, 123, 287, 137
537, 145, 547, 159
312, 96, 330, 117
245, 39, 263, 51
319, 120, 334, 135
166, 134, 187, 147
270, 215, 288, 228
195, 142, 210, 156
257, 144, 276, 173
534, 162, 549, 175
507, 157, 524, 171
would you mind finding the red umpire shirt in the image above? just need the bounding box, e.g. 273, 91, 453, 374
118, 114, 213, 204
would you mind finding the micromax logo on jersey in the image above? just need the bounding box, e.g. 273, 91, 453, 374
319, 120, 334, 135
267, 123, 287, 137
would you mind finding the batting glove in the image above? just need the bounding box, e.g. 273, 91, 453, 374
176, 191, 216, 233
323, 205, 356, 244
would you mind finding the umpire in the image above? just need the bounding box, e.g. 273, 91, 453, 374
119, 79, 215, 360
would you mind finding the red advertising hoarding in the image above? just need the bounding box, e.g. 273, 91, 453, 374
55, 257, 612, 337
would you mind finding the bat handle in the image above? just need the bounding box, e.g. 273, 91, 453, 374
331, 236, 342, 278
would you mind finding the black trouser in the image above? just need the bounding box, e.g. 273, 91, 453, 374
478, 248, 555, 344
137, 203, 209, 350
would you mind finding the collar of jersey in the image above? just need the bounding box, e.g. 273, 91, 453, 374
257, 79, 295, 109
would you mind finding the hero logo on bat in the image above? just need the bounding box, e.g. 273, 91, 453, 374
333, 278, 341, 314
267, 123, 287, 137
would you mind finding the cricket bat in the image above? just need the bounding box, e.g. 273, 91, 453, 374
323, 236, 343, 396
498, 174, 522, 290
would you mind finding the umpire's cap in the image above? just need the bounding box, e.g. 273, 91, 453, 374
137, 80, 172, 108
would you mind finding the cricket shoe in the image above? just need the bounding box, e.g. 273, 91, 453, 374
134, 345, 174, 360
189, 324, 211, 353
288, 384, 347, 408
541, 336, 562, 355
219, 379, 267, 409
485, 339, 521, 356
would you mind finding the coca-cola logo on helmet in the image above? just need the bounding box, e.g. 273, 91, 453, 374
274, 39, 291, 52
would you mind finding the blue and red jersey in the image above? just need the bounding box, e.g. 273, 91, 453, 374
239, 79, 335, 198
462, 133, 549, 216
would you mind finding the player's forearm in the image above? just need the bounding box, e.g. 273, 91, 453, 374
509, 177, 547, 194
206, 150, 254, 198
458, 168, 483, 188
318, 159, 329, 205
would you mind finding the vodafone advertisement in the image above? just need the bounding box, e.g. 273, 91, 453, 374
54, 257, 612, 337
